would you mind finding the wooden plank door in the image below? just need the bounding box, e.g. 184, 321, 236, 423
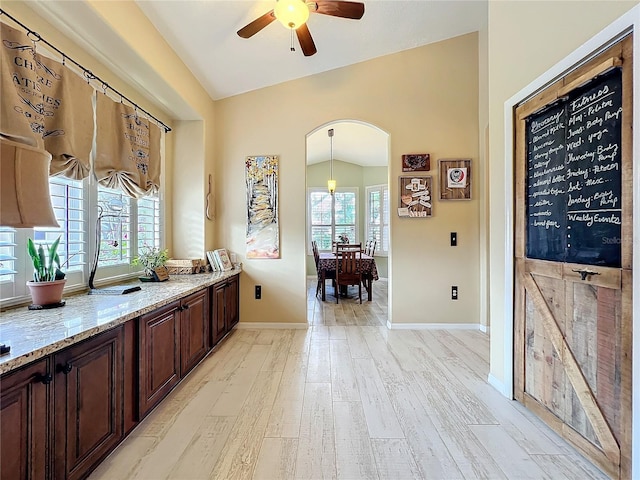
514, 37, 632, 479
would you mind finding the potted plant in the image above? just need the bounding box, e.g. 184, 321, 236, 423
132, 245, 168, 281
26, 236, 66, 306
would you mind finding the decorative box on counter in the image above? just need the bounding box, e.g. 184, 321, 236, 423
165, 259, 205, 275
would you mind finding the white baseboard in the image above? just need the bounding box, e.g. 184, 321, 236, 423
387, 322, 483, 330
236, 322, 308, 329
487, 373, 511, 398
479, 324, 490, 334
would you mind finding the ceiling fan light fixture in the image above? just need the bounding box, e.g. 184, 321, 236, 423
274, 0, 309, 29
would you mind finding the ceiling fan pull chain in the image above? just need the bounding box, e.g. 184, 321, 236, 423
290, 28, 295, 52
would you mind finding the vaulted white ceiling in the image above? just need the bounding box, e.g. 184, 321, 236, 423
136, 0, 487, 100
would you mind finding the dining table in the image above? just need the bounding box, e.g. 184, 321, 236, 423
317, 252, 379, 301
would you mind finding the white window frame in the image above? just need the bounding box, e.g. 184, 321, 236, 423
307, 187, 359, 254
365, 184, 389, 257
0, 176, 163, 307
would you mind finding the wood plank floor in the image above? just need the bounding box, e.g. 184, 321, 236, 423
89, 279, 608, 479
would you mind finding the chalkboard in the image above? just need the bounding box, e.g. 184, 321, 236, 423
526, 69, 622, 267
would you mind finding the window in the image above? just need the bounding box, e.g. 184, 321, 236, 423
308, 188, 358, 251
366, 184, 389, 256
0, 178, 162, 306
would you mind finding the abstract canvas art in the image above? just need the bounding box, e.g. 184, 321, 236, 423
245, 155, 279, 258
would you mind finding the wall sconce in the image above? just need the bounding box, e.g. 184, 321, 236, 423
327, 128, 336, 194
0, 137, 59, 228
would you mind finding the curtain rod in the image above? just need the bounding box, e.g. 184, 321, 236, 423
0, 8, 172, 133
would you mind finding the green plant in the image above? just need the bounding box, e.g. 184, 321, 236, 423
132, 245, 168, 276
27, 236, 65, 282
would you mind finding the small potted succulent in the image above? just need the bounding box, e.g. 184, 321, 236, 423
26, 236, 66, 306
132, 245, 168, 281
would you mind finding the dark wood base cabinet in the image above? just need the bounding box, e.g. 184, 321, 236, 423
0, 274, 239, 480
211, 275, 239, 346
138, 300, 181, 419
0, 359, 50, 480
0, 327, 123, 480
179, 289, 209, 376
54, 328, 123, 480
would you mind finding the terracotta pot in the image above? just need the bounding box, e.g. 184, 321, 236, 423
26, 279, 66, 306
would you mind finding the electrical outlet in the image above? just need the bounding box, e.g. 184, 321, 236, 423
255, 285, 262, 300
451, 286, 458, 300
450, 232, 457, 246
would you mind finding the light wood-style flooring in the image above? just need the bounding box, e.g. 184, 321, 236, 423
90, 278, 607, 479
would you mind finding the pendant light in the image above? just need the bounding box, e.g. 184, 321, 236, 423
327, 128, 336, 194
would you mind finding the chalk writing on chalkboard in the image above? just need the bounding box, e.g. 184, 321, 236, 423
525, 69, 622, 267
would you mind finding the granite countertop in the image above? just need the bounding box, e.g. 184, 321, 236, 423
0, 268, 241, 375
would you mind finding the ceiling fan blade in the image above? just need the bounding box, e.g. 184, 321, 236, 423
296, 24, 317, 57
311, 1, 365, 19
237, 10, 276, 38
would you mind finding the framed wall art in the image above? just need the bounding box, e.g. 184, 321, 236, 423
398, 176, 432, 217
402, 153, 430, 172
439, 158, 471, 200
245, 155, 279, 258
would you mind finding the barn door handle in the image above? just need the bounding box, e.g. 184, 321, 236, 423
572, 269, 601, 281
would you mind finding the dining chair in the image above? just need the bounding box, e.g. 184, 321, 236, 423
339, 242, 362, 252
335, 245, 362, 304
365, 239, 377, 257
312, 241, 321, 297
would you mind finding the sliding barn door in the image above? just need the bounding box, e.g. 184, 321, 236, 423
514, 37, 633, 479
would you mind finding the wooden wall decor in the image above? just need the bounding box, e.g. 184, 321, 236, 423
439, 159, 471, 200
401, 153, 430, 172
513, 36, 632, 480
398, 176, 432, 217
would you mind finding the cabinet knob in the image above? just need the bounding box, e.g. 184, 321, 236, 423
58, 363, 73, 374
183, 304, 189, 310
37, 373, 53, 384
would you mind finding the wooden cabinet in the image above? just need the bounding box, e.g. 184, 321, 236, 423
0, 359, 50, 480
0, 275, 239, 479
139, 300, 180, 418
211, 275, 239, 345
53, 327, 123, 480
179, 289, 209, 376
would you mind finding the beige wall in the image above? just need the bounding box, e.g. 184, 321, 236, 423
487, 1, 638, 385
216, 33, 480, 325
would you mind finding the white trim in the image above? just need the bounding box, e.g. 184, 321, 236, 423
487, 373, 510, 398
236, 322, 308, 329
387, 322, 483, 330
479, 324, 490, 334
501, 6, 639, 475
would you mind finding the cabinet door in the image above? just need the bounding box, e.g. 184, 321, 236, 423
211, 282, 227, 345
139, 301, 180, 418
54, 327, 123, 480
0, 359, 50, 480
226, 275, 239, 330
180, 289, 209, 376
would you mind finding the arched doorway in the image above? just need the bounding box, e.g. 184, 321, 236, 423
305, 120, 390, 325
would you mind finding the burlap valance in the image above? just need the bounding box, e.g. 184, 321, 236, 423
95, 94, 161, 198
0, 23, 93, 180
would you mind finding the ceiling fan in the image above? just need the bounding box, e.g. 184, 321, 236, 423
237, 0, 365, 57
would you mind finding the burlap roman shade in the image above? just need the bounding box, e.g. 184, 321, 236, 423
0, 23, 93, 180
95, 94, 161, 198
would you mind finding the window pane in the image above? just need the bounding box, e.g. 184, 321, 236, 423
310, 191, 332, 225
98, 187, 131, 266
138, 195, 160, 250
34, 177, 85, 273
0, 228, 16, 281
311, 226, 332, 251
334, 192, 356, 225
